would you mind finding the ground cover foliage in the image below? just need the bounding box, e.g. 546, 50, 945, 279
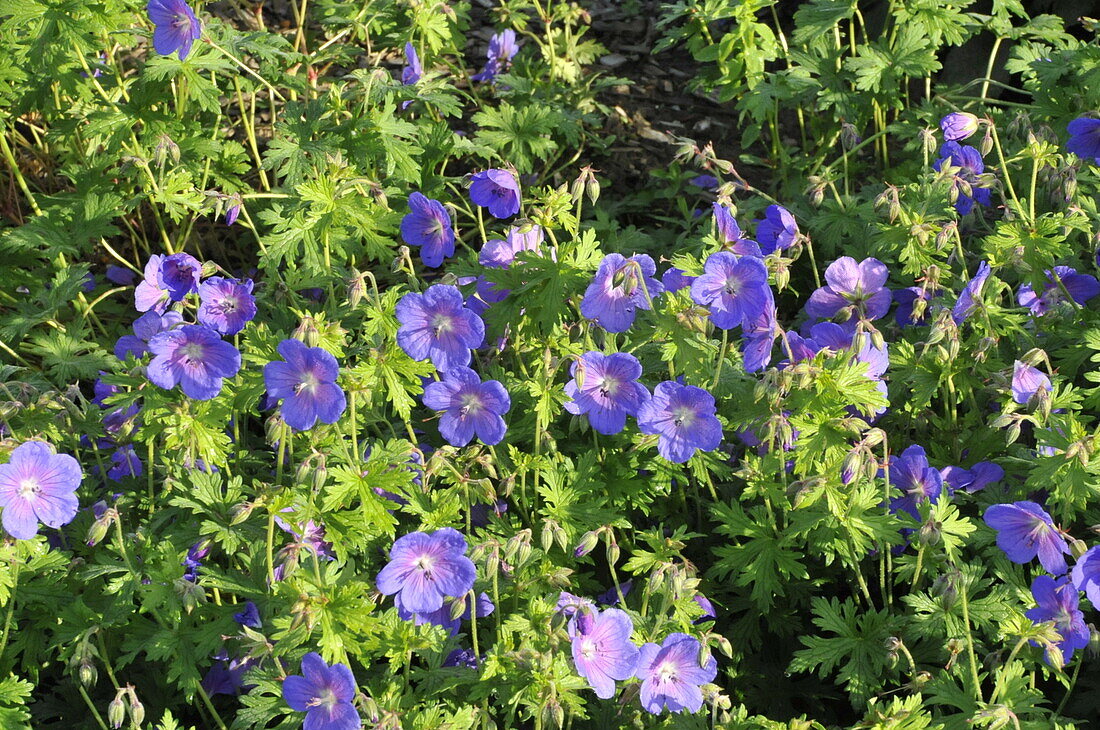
1, 0, 1100, 728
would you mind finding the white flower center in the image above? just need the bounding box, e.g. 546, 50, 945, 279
17, 479, 39, 500
180, 342, 204, 364
656, 660, 678, 683
672, 406, 695, 428
580, 639, 597, 659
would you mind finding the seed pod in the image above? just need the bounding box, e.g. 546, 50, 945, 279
713, 634, 733, 658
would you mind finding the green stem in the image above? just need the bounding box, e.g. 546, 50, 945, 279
989, 121, 1023, 217
1055, 655, 1082, 717
710, 329, 729, 391
958, 572, 984, 702
203, 38, 286, 101
0, 557, 20, 660
980, 37, 1004, 101
76, 685, 110, 730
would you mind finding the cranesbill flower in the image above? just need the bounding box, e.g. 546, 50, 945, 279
147, 324, 241, 400
809, 322, 888, 380
115, 310, 183, 360
893, 286, 940, 327
689, 174, 719, 190
469, 169, 521, 219
182, 540, 210, 582
581, 253, 663, 333
107, 445, 142, 482
940, 461, 1004, 494
557, 592, 597, 618
662, 267, 695, 293
234, 601, 262, 629
1071, 546, 1100, 608
711, 204, 760, 256
637, 381, 722, 463
805, 257, 891, 322
984, 501, 1070, 575
400, 193, 455, 268
203, 653, 257, 697
396, 285, 485, 371
755, 205, 798, 254
198, 277, 257, 335
283, 653, 361, 730
443, 649, 479, 669
0, 441, 81, 540
1017, 266, 1100, 317
224, 200, 240, 226
422, 366, 510, 447
162, 252, 202, 300
690, 252, 772, 330
940, 112, 979, 142
147, 0, 202, 61
402, 42, 422, 86
564, 351, 650, 435
106, 265, 136, 286
1011, 361, 1051, 406
1067, 117, 1100, 163
479, 225, 544, 268
471, 30, 519, 83
263, 339, 346, 431
569, 608, 639, 699
952, 261, 992, 324
1025, 575, 1089, 665
887, 445, 943, 520
465, 276, 509, 316
634, 633, 717, 714
376, 528, 476, 613
935, 142, 993, 215
135, 255, 171, 313
741, 302, 778, 373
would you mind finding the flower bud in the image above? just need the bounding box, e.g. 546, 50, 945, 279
940, 112, 980, 142
230, 502, 255, 525
450, 594, 467, 621
293, 316, 320, 348
574, 530, 600, 558
606, 540, 620, 566
79, 661, 97, 688
128, 691, 145, 727
107, 697, 126, 729
919, 519, 942, 547
1070, 538, 1089, 559
86, 512, 113, 547
841, 122, 861, 149
980, 130, 994, 156
154, 134, 179, 166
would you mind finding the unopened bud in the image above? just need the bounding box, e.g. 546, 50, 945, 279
79, 661, 97, 688
127, 691, 145, 727
919, 519, 943, 547
980, 131, 994, 156
574, 530, 600, 558
450, 595, 467, 621
841, 122, 861, 149
541, 521, 556, 552
107, 697, 126, 729
230, 502, 255, 524
293, 316, 320, 347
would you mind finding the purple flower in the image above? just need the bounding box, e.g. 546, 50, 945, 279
1067, 117, 1100, 163
893, 286, 939, 327
1025, 576, 1089, 665
557, 591, 596, 618
934, 142, 993, 215
1071, 546, 1100, 608
135, 253, 202, 313
711, 204, 760, 256
755, 205, 798, 254
402, 42, 422, 86
479, 225, 543, 268
274, 511, 334, 581
422, 366, 510, 447
469, 169, 521, 219
940, 112, 979, 142
741, 303, 778, 373
471, 29, 519, 83
115, 310, 183, 360
596, 580, 632, 607
147, 324, 241, 400
93, 376, 119, 407
443, 649, 479, 669
203, 654, 257, 696
940, 461, 1004, 494
396, 285, 485, 371
465, 276, 509, 316
637, 381, 722, 463
198, 277, 256, 335
376, 528, 476, 614
1017, 266, 1100, 316
233, 601, 262, 629
147, 0, 202, 61
398, 591, 494, 636
690, 252, 772, 330
400, 192, 455, 268
887, 445, 943, 520
805, 257, 891, 322
569, 608, 639, 699
224, 202, 240, 226
952, 261, 992, 324
689, 174, 719, 190
0, 442, 81, 540
984, 501, 1070, 575
581, 253, 663, 333
662, 267, 695, 293
182, 540, 209, 582
283, 653, 361, 730
106, 265, 136, 286
809, 322, 888, 380
693, 595, 716, 624
1011, 361, 1051, 406
634, 633, 717, 715
563, 352, 650, 435
106, 445, 143, 482
263, 339, 346, 431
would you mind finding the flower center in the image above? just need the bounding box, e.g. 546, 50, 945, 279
593, 375, 618, 399
180, 342, 204, 364
672, 406, 695, 429
723, 276, 742, 297
431, 313, 454, 337
414, 554, 436, 579
295, 371, 320, 395
459, 392, 484, 416
218, 296, 239, 314
173, 13, 191, 31
307, 687, 338, 710
656, 660, 678, 684
580, 639, 597, 659
17, 479, 39, 500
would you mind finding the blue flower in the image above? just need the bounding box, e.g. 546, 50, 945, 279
984, 501, 1070, 575
690, 252, 772, 330
422, 367, 510, 447
634, 633, 717, 714
376, 528, 476, 614
400, 192, 455, 268
711, 204, 760, 256
469, 169, 521, 219
198, 277, 256, 336
581, 253, 663, 333
887, 445, 943, 521
396, 285, 485, 371
1025, 576, 1089, 665
471, 30, 519, 83
805, 257, 891, 322
952, 261, 992, 324
147, 0, 202, 61
637, 381, 722, 463
1017, 266, 1100, 316
934, 142, 992, 215
940, 112, 979, 142
755, 204, 798, 254
1011, 360, 1051, 406
147, 324, 241, 400
282, 653, 361, 730
1067, 117, 1100, 163
263, 339, 347, 431
563, 351, 650, 435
